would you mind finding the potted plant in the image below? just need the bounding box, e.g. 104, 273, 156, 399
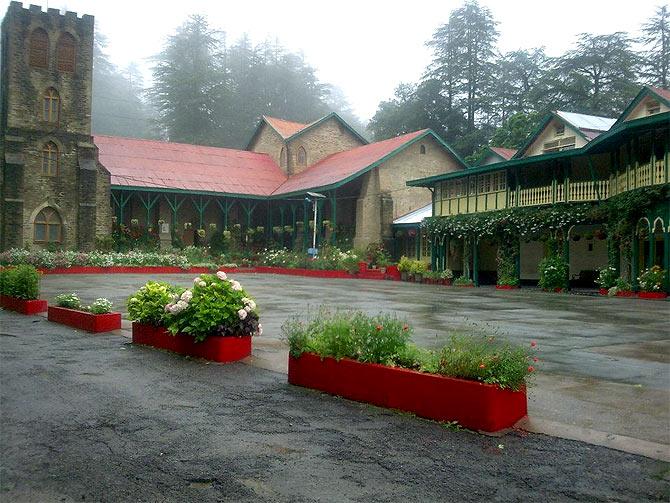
127, 273, 261, 363
397, 256, 412, 281
48, 293, 121, 333
538, 254, 568, 292
284, 309, 534, 432
439, 268, 454, 286
453, 275, 475, 287
596, 266, 618, 295
607, 278, 635, 297
0, 265, 47, 314
411, 260, 428, 283
637, 266, 667, 299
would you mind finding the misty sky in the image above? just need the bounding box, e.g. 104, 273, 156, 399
1, 0, 664, 121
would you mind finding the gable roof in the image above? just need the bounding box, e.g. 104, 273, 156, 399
246, 112, 368, 150
490, 147, 517, 160
513, 110, 616, 158
263, 116, 308, 138
96, 135, 287, 198
614, 86, 670, 125
271, 129, 465, 197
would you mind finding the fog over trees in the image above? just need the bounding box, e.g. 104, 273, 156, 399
90, 2, 669, 163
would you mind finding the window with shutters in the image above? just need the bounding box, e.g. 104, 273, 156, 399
57, 33, 76, 72
29, 28, 49, 68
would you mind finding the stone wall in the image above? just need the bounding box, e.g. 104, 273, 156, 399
354, 135, 464, 249
287, 117, 364, 175
247, 122, 287, 174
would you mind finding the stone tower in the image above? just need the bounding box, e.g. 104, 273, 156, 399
1, 2, 111, 251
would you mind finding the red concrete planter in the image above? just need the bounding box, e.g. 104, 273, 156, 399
357, 269, 385, 280
615, 290, 635, 297
0, 295, 48, 315
638, 291, 668, 300
599, 288, 609, 295
385, 265, 401, 281
218, 267, 256, 274
358, 262, 368, 273
288, 352, 527, 432
132, 322, 251, 363
40, 266, 218, 275
496, 285, 520, 290
48, 306, 122, 333
254, 266, 353, 279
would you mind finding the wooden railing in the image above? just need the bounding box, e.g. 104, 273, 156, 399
610, 159, 667, 196
568, 180, 609, 201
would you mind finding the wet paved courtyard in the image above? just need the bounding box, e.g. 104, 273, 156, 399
37, 272, 670, 451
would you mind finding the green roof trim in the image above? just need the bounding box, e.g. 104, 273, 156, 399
513, 112, 589, 159
285, 112, 369, 146
614, 86, 670, 126
407, 111, 670, 188
110, 185, 269, 201
270, 129, 467, 199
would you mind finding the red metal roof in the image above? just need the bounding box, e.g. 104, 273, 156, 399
272, 130, 428, 195
95, 135, 287, 197
263, 116, 308, 138
490, 147, 516, 160
651, 86, 670, 101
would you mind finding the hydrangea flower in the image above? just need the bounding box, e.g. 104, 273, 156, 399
237, 309, 248, 320
216, 271, 227, 280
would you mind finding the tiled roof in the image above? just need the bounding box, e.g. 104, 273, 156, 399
263, 116, 308, 138
651, 86, 670, 101
490, 147, 516, 160
272, 130, 429, 196
95, 135, 287, 197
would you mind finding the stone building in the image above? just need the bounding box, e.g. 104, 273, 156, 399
1, 2, 111, 251
0, 2, 466, 252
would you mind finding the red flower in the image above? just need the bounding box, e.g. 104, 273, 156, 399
375, 325, 383, 331
533, 357, 539, 363
530, 341, 537, 347
402, 324, 409, 331
527, 366, 535, 372
478, 363, 486, 369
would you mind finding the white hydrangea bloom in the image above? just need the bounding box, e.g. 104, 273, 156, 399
216, 271, 227, 280
237, 309, 248, 320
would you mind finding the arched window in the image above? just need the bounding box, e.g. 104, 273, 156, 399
280, 147, 287, 169
420, 144, 426, 154
56, 33, 76, 72
43, 88, 60, 123
29, 28, 49, 68
34, 207, 62, 243
42, 142, 59, 176
297, 146, 307, 166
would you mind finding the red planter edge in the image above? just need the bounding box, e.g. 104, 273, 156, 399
615, 290, 636, 297
40, 266, 224, 275
131, 322, 251, 363
496, 285, 520, 290
48, 306, 121, 333
0, 294, 48, 314
254, 266, 355, 279
288, 352, 527, 432
638, 291, 668, 300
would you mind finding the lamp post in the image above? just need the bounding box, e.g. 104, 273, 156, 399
305, 191, 326, 257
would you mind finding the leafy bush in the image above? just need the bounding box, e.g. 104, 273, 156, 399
397, 256, 413, 273
89, 298, 113, 314
638, 265, 665, 292
127, 281, 179, 326
596, 266, 618, 289
538, 254, 568, 291
453, 276, 474, 286
437, 335, 535, 391
283, 308, 536, 390
127, 273, 261, 341
55, 292, 82, 309
0, 265, 40, 300
410, 260, 428, 275
0, 249, 191, 269
365, 242, 391, 267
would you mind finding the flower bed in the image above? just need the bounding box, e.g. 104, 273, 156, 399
48, 306, 121, 333
638, 291, 667, 300
40, 265, 219, 275
0, 265, 47, 314
283, 309, 535, 432
0, 295, 47, 315
127, 272, 260, 363
288, 352, 527, 432
132, 323, 251, 362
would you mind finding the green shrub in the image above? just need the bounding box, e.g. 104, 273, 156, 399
0, 265, 40, 300
453, 276, 474, 286
397, 256, 412, 273
127, 281, 179, 326
596, 266, 618, 289
538, 254, 568, 291
89, 298, 113, 314
410, 260, 428, 275
55, 292, 82, 309
638, 265, 665, 292
437, 335, 534, 391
